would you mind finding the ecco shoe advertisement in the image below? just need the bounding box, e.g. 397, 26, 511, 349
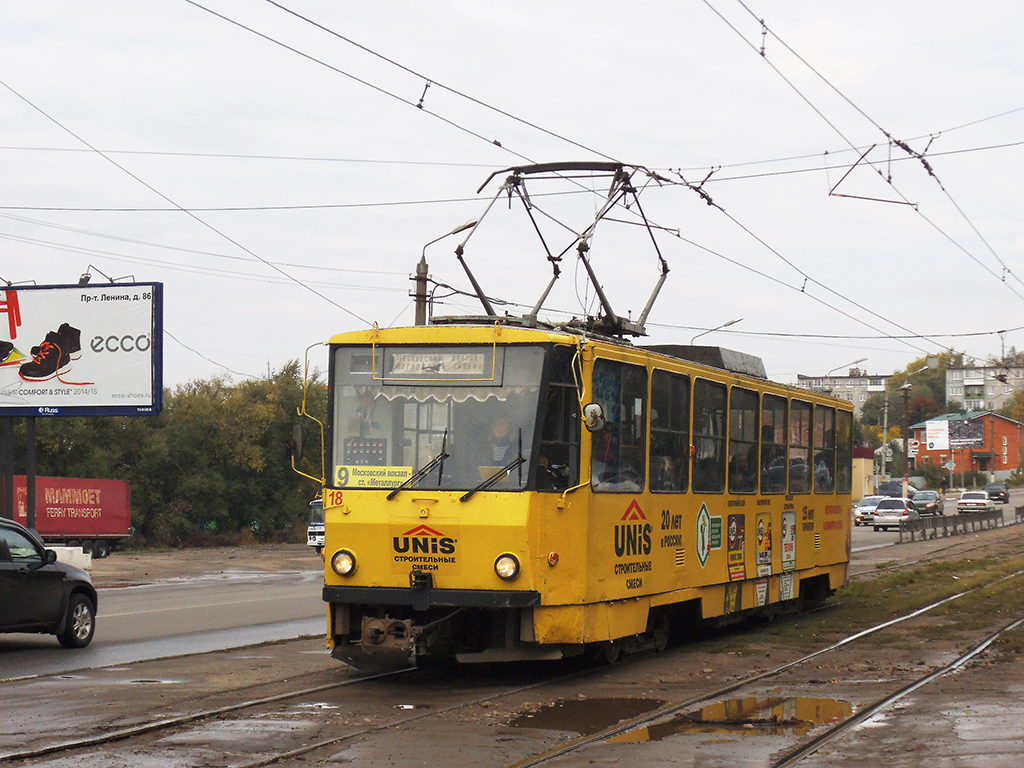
0, 283, 163, 417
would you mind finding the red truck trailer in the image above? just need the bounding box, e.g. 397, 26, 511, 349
4, 475, 132, 558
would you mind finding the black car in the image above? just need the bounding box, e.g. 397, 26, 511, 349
985, 482, 1009, 504
878, 480, 916, 498
0, 518, 97, 648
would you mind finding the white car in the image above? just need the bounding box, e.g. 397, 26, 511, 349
872, 497, 920, 531
956, 491, 995, 514
853, 496, 886, 526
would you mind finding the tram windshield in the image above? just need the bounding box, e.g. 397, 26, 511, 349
331, 345, 545, 492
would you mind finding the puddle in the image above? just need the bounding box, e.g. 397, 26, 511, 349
508, 698, 665, 736
394, 704, 431, 711
607, 696, 854, 742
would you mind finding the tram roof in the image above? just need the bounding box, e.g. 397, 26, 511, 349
327, 323, 766, 378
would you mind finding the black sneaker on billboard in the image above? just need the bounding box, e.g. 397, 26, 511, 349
56, 323, 82, 360
31, 324, 82, 360
0, 340, 12, 363
19, 338, 71, 381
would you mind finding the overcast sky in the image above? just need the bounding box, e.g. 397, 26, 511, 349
3, 1, 1022, 389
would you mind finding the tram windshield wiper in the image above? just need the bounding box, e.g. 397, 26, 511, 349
460, 429, 524, 502
387, 430, 449, 500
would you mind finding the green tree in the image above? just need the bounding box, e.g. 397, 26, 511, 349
8, 360, 327, 548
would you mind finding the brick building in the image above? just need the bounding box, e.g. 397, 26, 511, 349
909, 411, 1023, 481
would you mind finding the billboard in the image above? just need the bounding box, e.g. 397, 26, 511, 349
948, 419, 984, 448
0, 283, 162, 417
925, 420, 949, 451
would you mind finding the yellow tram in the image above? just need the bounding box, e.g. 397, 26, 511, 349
319, 320, 853, 667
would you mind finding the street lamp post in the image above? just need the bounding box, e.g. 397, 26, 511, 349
824, 357, 867, 393
690, 318, 742, 346
415, 219, 478, 325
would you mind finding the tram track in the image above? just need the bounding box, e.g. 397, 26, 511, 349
503, 565, 1024, 767
0, 667, 412, 763
4, 530, 1022, 767
0, 652, 599, 767
770, 613, 1024, 767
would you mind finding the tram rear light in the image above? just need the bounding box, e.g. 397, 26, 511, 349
547, 551, 559, 567
494, 553, 520, 581
331, 549, 356, 576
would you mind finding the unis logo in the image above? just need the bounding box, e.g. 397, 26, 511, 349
392, 525, 457, 555
614, 500, 652, 557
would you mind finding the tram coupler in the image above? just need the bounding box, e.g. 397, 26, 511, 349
409, 568, 433, 611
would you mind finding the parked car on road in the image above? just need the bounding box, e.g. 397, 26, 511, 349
853, 496, 886, 526
873, 497, 920, 531
984, 482, 1009, 504
0, 518, 97, 648
913, 490, 945, 516
956, 491, 996, 515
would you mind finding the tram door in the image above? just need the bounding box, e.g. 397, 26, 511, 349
588, 358, 649, 600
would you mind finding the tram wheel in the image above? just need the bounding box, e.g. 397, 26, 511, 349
589, 640, 622, 665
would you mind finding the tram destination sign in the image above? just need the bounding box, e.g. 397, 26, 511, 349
0, 283, 163, 417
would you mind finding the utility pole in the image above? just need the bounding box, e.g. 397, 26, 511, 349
413, 256, 429, 326
902, 382, 911, 497
881, 397, 889, 484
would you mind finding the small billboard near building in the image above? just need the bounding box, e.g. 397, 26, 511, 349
925, 420, 949, 451
0, 283, 162, 417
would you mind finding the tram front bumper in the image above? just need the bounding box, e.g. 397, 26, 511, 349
322, 584, 542, 610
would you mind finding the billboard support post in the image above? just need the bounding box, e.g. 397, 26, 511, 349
1, 417, 11, 521
26, 416, 36, 532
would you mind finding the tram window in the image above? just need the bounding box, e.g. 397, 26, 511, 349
835, 410, 853, 494
537, 347, 580, 492
331, 345, 544, 492
590, 359, 647, 492
693, 379, 727, 493
650, 370, 690, 492
760, 394, 787, 494
789, 400, 812, 494
728, 387, 759, 494
814, 405, 836, 493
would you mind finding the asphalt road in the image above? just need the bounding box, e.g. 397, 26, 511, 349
852, 486, 1022, 551
0, 564, 325, 681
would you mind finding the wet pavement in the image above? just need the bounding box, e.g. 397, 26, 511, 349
3, 531, 1024, 766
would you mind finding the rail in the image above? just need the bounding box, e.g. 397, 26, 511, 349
900, 509, 1006, 543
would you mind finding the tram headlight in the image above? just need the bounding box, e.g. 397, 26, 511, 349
331, 549, 357, 576
494, 553, 520, 581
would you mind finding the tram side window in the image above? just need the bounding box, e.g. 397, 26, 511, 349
728, 387, 759, 494
650, 370, 690, 492
693, 379, 727, 493
537, 347, 580, 491
760, 394, 787, 494
813, 405, 836, 493
789, 400, 812, 494
835, 410, 853, 494
591, 359, 647, 493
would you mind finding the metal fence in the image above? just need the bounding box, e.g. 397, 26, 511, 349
899, 509, 1010, 543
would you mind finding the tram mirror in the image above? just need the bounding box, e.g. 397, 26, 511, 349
290, 423, 303, 461
583, 403, 606, 432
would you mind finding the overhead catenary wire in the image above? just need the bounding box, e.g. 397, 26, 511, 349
716, 0, 1024, 298
0, 77, 372, 328
5, 5, 1014, 371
